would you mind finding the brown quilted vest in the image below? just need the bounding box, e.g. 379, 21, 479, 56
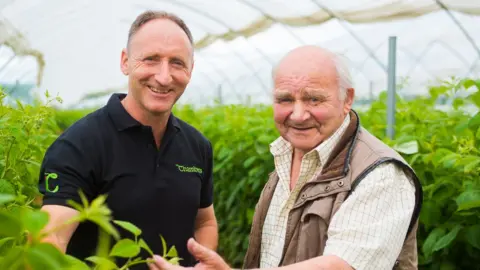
243, 110, 423, 270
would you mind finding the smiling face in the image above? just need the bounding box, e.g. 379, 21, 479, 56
120, 18, 194, 116
272, 47, 354, 154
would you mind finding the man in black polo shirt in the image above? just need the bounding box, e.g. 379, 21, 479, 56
37, 10, 218, 269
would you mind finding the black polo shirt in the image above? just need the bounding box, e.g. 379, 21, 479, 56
38, 93, 214, 268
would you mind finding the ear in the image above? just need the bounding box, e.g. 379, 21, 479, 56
343, 87, 355, 114
120, 48, 129, 75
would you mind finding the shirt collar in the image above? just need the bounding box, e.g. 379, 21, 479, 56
106, 93, 181, 132
270, 114, 351, 165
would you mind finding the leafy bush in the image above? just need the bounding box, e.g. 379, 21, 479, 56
0, 90, 60, 207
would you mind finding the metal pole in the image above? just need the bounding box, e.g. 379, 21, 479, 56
387, 36, 397, 140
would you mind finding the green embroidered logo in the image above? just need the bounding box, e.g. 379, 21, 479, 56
175, 164, 203, 174
45, 172, 59, 193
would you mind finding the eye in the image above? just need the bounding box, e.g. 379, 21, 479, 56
307, 96, 325, 104
171, 59, 185, 67
275, 97, 293, 103
143, 56, 157, 63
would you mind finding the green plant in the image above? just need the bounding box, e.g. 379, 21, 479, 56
0, 89, 61, 207
0, 191, 180, 269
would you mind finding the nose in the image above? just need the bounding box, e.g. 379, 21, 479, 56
154, 61, 173, 87
289, 102, 310, 122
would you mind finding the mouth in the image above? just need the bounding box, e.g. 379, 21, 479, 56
147, 85, 173, 96
291, 127, 313, 131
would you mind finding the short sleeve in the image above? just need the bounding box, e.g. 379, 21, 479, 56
199, 140, 214, 208
38, 137, 98, 207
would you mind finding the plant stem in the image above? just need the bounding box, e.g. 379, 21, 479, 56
119, 259, 155, 270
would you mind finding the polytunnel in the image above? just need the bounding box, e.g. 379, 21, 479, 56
1, 0, 479, 108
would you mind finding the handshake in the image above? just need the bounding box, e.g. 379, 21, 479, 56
148, 238, 232, 270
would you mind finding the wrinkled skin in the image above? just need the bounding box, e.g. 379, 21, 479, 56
272, 46, 354, 155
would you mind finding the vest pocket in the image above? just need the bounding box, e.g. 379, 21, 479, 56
300, 195, 335, 223
298, 197, 336, 258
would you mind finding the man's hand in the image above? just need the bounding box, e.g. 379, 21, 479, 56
148, 238, 231, 270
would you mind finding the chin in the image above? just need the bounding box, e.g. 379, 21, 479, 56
290, 138, 323, 153
144, 102, 173, 115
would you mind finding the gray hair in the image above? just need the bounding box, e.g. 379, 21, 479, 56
271, 49, 353, 100
331, 53, 353, 100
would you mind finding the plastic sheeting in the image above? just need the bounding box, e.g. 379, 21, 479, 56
1, 0, 480, 107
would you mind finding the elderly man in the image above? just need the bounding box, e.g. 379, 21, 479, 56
149, 45, 422, 270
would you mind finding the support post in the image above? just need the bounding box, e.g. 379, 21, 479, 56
387, 36, 397, 140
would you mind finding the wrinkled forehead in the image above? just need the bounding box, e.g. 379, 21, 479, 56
273, 65, 338, 96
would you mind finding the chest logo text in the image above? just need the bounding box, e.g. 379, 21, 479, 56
175, 164, 203, 174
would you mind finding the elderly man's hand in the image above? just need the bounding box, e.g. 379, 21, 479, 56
148, 238, 231, 270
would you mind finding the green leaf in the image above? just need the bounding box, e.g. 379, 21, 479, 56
465, 225, 480, 250
463, 78, 476, 89
168, 257, 182, 265
0, 194, 15, 205
22, 208, 49, 237
160, 235, 167, 257
456, 190, 480, 211
113, 220, 142, 237
0, 212, 22, 238
243, 156, 257, 168
464, 157, 480, 173
430, 181, 457, 202
0, 246, 25, 269
468, 112, 480, 132
441, 153, 458, 169
0, 236, 14, 249
432, 148, 454, 167
85, 256, 118, 270
423, 227, 445, 257
393, 140, 418, 154
0, 180, 16, 195
138, 238, 154, 257
166, 245, 178, 258
420, 201, 443, 227
452, 98, 464, 109
63, 255, 91, 270
109, 239, 140, 258
433, 225, 462, 252
89, 217, 120, 240
26, 243, 69, 270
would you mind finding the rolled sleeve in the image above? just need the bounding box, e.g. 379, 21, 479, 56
38, 138, 98, 207
323, 162, 416, 270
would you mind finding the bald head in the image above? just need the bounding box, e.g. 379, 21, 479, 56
272, 45, 352, 100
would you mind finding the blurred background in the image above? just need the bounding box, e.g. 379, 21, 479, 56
1, 0, 479, 109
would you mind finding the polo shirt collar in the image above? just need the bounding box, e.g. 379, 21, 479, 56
106, 93, 181, 132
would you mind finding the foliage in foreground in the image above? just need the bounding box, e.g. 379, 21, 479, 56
0, 89, 179, 269
1, 77, 480, 269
